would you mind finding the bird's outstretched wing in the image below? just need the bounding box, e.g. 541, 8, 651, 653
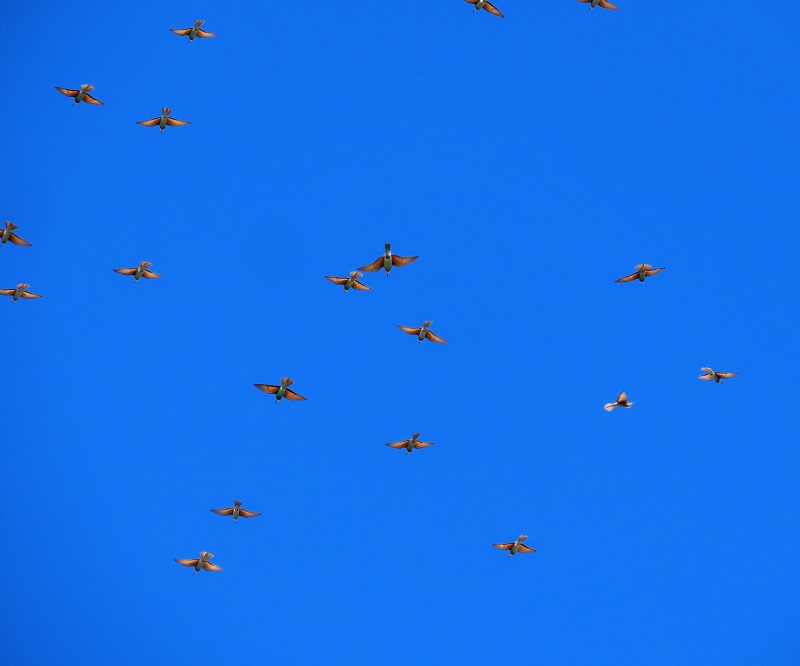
113, 267, 138, 275
196, 29, 216, 38
8, 233, 31, 246
351, 280, 370, 291
137, 117, 161, 127
358, 256, 385, 272
82, 94, 104, 106
325, 276, 348, 285
283, 389, 307, 401
391, 254, 418, 267
617, 391, 628, 403
425, 330, 448, 344
483, 2, 504, 16
517, 544, 537, 553
599, 0, 620, 9
202, 561, 223, 571
397, 325, 421, 336
237, 509, 262, 518
615, 272, 638, 283
386, 440, 410, 449
211, 508, 235, 516
0, 289, 16, 296
644, 267, 665, 277
20, 291, 42, 299
716, 372, 737, 379
141, 269, 162, 279
175, 558, 200, 567
492, 542, 514, 550
166, 117, 191, 127
254, 384, 280, 394
55, 87, 79, 97
414, 441, 435, 449
170, 28, 193, 36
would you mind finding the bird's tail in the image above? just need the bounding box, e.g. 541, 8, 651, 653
604, 403, 616, 412
140, 261, 152, 268
5, 221, 17, 230
423, 321, 432, 329
281, 377, 294, 387
634, 263, 652, 270
162, 107, 171, 115
81, 84, 94, 91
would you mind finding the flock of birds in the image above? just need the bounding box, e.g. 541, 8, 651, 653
5, 6, 740, 571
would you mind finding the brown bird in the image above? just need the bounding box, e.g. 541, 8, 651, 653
397, 321, 447, 344
616, 263, 665, 283
1, 222, 31, 247
325, 271, 370, 292
211, 500, 261, 520
113, 261, 162, 281
385, 433, 434, 454
254, 377, 307, 402
465, 0, 504, 17
604, 391, 633, 411
137, 108, 190, 132
0, 283, 42, 301
170, 20, 216, 41
55, 84, 104, 105
358, 243, 418, 277
577, 0, 620, 9
698, 368, 737, 383
492, 535, 536, 556
174, 551, 222, 573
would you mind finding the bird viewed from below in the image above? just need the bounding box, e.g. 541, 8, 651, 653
174, 552, 222, 573
604, 391, 633, 411
385, 433, 435, 454
325, 271, 370, 292
698, 368, 737, 383
397, 321, 448, 344
577, 0, 620, 9
55, 84, 104, 105
1, 222, 31, 247
137, 108, 191, 132
464, 0, 504, 17
113, 261, 162, 281
170, 20, 216, 41
0, 283, 42, 301
492, 535, 536, 556
615, 263, 665, 283
358, 243, 418, 277
254, 377, 307, 402
211, 500, 262, 520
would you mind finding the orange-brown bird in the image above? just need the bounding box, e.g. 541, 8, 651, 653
0, 283, 41, 301
254, 377, 307, 402
358, 244, 418, 277
325, 271, 370, 292
698, 368, 737, 383
397, 321, 447, 344
113, 261, 162, 281
385, 433, 435, 454
1, 222, 31, 247
211, 500, 261, 521
55, 84, 104, 105
465, 0, 504, 17
174, 551, 222, 573
170, 20, 216, 41
604, 391, 633, 411
616, 263, 665, 283
577, 0, 619, 9
137, 108, 190, 132
493, 535, 536, 556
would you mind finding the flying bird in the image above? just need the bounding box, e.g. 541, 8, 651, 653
385, 433, 434, 454
577, 0, 619, 8
174, 551, 222, 573
55, 84, 104, 105
170, 20, 216, 41
492, 535, 536, 556
397, 321, 447, 344
604, 391, 633, 411
254, 377, 306, 402
615, 263, 665, 283
698, 368, 737, 383
211, 500, 261, 521
465, 0, 504, 17
137, 108, 190, 132
1, 222, 31, 247
0, 283, 42, 301
358, 244, 418, 277
325, 271, 370, 292
113, 261, 162, 281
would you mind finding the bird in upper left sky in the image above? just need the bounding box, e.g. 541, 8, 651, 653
0, 283, 42, 301
325, 271, 370, 292
170, 20, 216, 41
55, 84, 104, 105
1, 222, 31, 247
137, 108, 191, 132
211, 500, 261, 521
464, 0, 504, 17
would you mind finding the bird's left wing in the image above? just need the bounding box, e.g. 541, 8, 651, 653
196, 29, 216, 38
391, 254, 419, 267
170, 28, 193, 36
492, 542, 514, 550
202, 561, 223, 571
20, 291, 42, 299
8, 233, 31, 247
237, 509, 262, 518
55, 87, 79, 97
517, 544, 537, 553
82, 94, 104, 106
397, 325, 421, 336
166, 117, 191, 127
211, 508, 235, 516
615, 272, 638, 283
483, 2, 504, 16
283, 389, 307, 401
425, 330, 448, 344
141, 270, 162, 279
137, 117, 161, 127
644, 267, 665, 277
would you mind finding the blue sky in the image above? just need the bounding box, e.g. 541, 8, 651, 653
2, 1, 799, 663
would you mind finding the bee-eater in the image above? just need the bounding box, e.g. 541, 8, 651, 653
385, 433, 435, 454
604, 391, 633, 411
254, 377, 307, 402
577, 0, 619, 9
493, 535, 536, 556
0, 283, 42, 301
358, 244, 418, 277
1, 222, 31, 247
397, 321, 447, 344
615, 263, 665, 283
325, 271, 370, 292
211, 500, 261, 521
698, 368, 737, 383
174, 551, 222, 573
55, 84, 104, 105
464, 0, 504, 17
170, 20, 216, 41
113, 261, 162, 281
137, 108, 190, 132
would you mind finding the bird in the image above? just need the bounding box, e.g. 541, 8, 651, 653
385, 433, 434, 454
577, 0, 619, 9
492, 535, 536, 556
113, 261, 162, 281
55, 84, 104, 105
615, 263, 665, 283
397, 321, 447, 344
464, 0, 504, 17
137, 108, 190, 132
325, 271, 370, 292
1, 222, 31, 247
254, 377, 307, 402
698, 368, 737, 383
174, 551, 222, 573
210, 500, 261, 521
604, 391, 633, 411
169, 20, 216, 41
358, 244, 418, 277
0, 283, 42, 301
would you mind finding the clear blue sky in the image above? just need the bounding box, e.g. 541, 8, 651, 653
2, 1, 799, 663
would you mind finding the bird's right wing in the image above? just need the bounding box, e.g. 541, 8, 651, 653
325, 276, 348, 285
716, 372, 737, 379
517, 544, 537, 553
0, 289, 16, 296
483, 2, 504, 16
397, 325, 421, 336
137, 117, 161, 127
82, 94, 104, 106
644, 267, 665, 277
414, 441, 435, 449
492, 543, 514, 550
141, 270, 162, 279
599, 0, 620, 8
113, 267, 138, 275
425, 330, 448, 344
196, 29, 217, 38
237, 509, 262, 518
358, 257, 384, 272
615, 272, 638, 283
386, 440, 411, 449
170, 28, 193, 36
175, 558, 200, 567
211, 508, 235, 516
351, 280, 371, 291
202, 561, 223, 571
55, 87, 79, 97
20, 291, 42, 299
254, 384, 280, 394
166, 117, 191, 127
391, 254, 419, 267
283, 389, 307, 401
698, 373, 714, 380
617, 392, 628, 403
8, 233, 31, 246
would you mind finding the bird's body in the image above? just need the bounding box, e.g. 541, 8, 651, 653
175, 551, 222, 573
493, 535, 536, 556
699, 368, 737, 383
325, 271, 370, 292
0, 283, 41, 301
465, 0, 504, 16
616, 263, 665, 283
604, 391, 633, 411
386, 432, 435, 454
211, 500, 261, 521
397, 321, 447, 344
1, 222, 31, 247
578, 0, 619, 8
55, 84, 104, 105
254, 377, 307, 402
113, 261, 161, 281
170, 20, 216, 41
137, 108, 190, 132
358, 243, 418, 277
